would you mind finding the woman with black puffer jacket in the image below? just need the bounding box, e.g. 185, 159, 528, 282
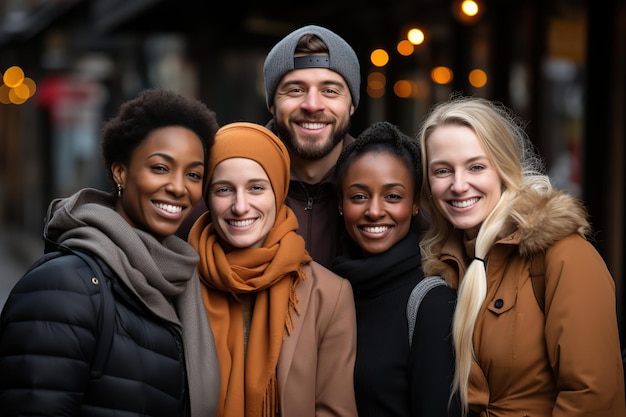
0, 88, 220, 417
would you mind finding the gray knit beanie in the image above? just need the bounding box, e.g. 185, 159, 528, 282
263, 25, 361, 110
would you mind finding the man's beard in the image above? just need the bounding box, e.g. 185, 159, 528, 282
274, 119, 351, 161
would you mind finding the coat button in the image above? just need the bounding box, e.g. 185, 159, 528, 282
494, 299, 504, 308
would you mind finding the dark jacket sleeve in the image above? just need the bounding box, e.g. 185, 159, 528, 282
0, 254, 100, 416
409, 284, 461, 417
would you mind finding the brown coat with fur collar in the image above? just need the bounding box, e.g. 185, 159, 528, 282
424, 189, 625, 417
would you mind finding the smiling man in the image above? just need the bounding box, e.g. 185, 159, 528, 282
263, 25, 361, 268
176, 25, 361, 268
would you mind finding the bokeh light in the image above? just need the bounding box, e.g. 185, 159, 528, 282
461, 0, 479, 17
12, 83, 30, 99
3, 66, 24, 88
0, 84, 11, 104
1, 66, 37, 105
397, 40, 414, 56
367, 71, 386, 98
469, 69, 488, 87
454, 0, 482, 24
407, 28, 425, 45
431, 66, 454, 84
9, 88, 27, 104
394, 80, 414, 98
370, 49, 390, 67
22, 77, 37, 96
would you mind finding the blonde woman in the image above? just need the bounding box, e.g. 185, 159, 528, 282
417, 96, 625, 417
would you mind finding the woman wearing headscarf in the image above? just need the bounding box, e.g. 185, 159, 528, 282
188, 122, 358, 417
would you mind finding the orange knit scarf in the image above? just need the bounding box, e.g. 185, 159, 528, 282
188, 206, 311, 417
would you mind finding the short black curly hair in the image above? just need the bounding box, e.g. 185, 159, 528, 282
101, 88, 219, 190
335, 121, 422, 192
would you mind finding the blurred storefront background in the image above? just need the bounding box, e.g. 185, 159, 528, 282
0, 0, 624, 335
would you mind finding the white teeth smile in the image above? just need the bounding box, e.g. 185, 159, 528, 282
228, 219, 255, 227
300, 122, 326, 129
451, 198, 479, 208
155, 203, 182, 213
362, 226, 390, 233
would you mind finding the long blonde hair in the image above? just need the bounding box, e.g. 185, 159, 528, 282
417, 96, 548, 414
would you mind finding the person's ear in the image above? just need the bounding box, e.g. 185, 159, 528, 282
111, 162, 126, 188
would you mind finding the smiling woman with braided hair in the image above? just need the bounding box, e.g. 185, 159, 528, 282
418, 96, 625, 417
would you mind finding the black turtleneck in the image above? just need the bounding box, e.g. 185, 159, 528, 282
333, 232, 460, 417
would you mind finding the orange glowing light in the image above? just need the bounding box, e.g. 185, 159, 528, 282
431, 66, 454, 84
3, 66, 25, 88
370, 49, 390, 67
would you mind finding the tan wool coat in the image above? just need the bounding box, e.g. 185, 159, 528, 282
276, 261, 358, 417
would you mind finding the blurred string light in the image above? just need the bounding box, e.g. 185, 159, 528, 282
0, 66, 37, 105
407, 28, 425, 45
469, 68, 487, 87
370, 49, 390, 67
454, 0, 482, 24
368, 26, 423, 98
431, 66, 454, 84
393, 80, 414, 98
367, 71, 386, 99
461, 0, 479, 17
393, 79, 430, 99
366, 5, 489, 98
397, 40, 414, 56
396, 26, 426, 56
397, 27, 426, 56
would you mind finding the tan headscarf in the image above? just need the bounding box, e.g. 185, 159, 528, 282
188, 122, 312, 417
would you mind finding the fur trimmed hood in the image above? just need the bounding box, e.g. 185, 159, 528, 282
508, 187, 590, 256
423, 187, 590, 283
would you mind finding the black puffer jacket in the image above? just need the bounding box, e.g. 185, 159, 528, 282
0, 250, 189, 416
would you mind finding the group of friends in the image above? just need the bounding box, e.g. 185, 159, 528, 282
0, 24, 624, 417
